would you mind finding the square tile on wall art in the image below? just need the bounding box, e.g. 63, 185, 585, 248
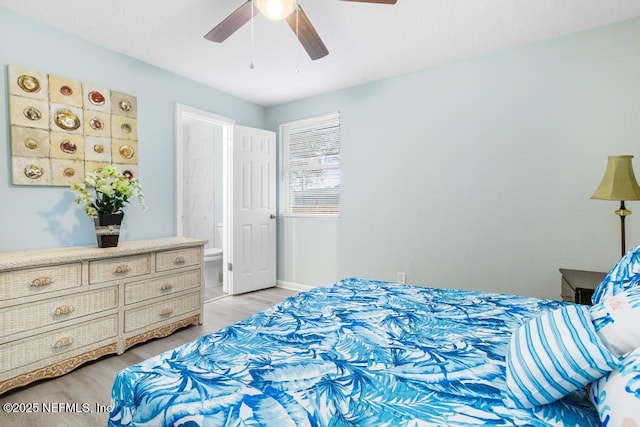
7, 65, 139, 186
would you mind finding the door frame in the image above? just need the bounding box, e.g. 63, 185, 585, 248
175, 103, 235, 293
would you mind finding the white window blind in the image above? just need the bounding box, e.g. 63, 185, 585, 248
281, 113, 340, 216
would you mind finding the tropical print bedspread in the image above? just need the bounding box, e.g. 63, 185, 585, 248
109, 277, 599, 426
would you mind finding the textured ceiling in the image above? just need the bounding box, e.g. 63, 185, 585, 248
1, 0, 639, 106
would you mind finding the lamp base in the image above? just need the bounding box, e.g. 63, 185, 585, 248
615, 208, 632, 217
615, 201, 630, 257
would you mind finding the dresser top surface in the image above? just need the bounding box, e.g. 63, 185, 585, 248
0, 237, 206, 271
559, 268, 606, 290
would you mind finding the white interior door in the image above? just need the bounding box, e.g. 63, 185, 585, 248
227, 125, 277, 294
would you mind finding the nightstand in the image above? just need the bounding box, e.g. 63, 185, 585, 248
559, 268, 607, 305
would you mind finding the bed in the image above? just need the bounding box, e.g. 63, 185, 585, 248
108, 277, 607, 426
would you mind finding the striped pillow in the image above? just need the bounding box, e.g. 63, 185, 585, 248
504, 304, 618, 408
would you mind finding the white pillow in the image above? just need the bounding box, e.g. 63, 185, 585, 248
504, 304, 618, 409
589, 347, 640, 426
589, 286, 640, 357
592, 245, 640, 305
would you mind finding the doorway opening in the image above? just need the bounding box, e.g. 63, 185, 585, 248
175, 104, 234, 301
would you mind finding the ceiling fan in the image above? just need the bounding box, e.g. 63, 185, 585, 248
204, 0, 397, 60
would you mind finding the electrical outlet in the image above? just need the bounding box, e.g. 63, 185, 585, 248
397, 272, 406, 284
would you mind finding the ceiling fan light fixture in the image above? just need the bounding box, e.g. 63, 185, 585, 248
255, 0, 296, 20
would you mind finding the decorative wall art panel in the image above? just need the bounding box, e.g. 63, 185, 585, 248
111, 116, 138, 141
10, 96, 49, 130
49, 75, 83, 107
84, 136, 112, 162
10, 126, 50, 158
111, 91, 137, 118
7, 65, 139, 186
84, 110, 111, 138
112, 139, 138, 164
50, 132, 84, 160
83, 84, 112, 113
51, 158, 85, 186
12, 157, 52, 186
50, 103, 83, 135
8, 65, 48, 100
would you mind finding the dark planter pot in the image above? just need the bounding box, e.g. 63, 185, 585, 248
94, 212, 124, 248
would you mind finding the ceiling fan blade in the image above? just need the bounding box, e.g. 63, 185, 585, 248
204, 1, 256, 42
285, 5, 329, 60
340, 0, 397, 3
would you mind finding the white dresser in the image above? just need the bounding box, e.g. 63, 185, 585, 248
0, 237, 206, 394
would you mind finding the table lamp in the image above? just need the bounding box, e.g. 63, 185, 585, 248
591, 155, 640, 257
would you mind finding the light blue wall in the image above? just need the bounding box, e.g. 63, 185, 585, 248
2, 6, 639, 300
0, 7, 265, 252
266, 18, 640, 299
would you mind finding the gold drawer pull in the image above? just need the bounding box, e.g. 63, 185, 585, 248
31, 276, 53, 287
53, 336, 74, 348
53, 305, 75, 316
159, 307, 173, 316
160, 283, 173, 291
174, 256, 186, 265
114, 264, 131, 274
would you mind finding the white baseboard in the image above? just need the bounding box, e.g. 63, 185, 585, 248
276, 280, 316, 292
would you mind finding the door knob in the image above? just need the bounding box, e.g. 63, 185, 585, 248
270, 214, 276, 219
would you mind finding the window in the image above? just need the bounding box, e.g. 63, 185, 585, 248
280, 112, 340, 217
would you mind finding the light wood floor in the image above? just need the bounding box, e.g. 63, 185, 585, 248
0, 287, 297, 427
204, 283, 225, 301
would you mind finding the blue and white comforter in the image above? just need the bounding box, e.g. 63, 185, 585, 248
108, 277, 599, 426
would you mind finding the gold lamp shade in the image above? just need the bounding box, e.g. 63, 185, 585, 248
592, 155, 640, 256
592, 155, 640, 201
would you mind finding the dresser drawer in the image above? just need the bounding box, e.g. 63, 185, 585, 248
89, 254, 151, 284
124, 292, 200, 332
0, 263, 82, 301
125, 269, 201, 305
0, 314, 118, 372
1, 286, 118, 338
156, 247, 201, 272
